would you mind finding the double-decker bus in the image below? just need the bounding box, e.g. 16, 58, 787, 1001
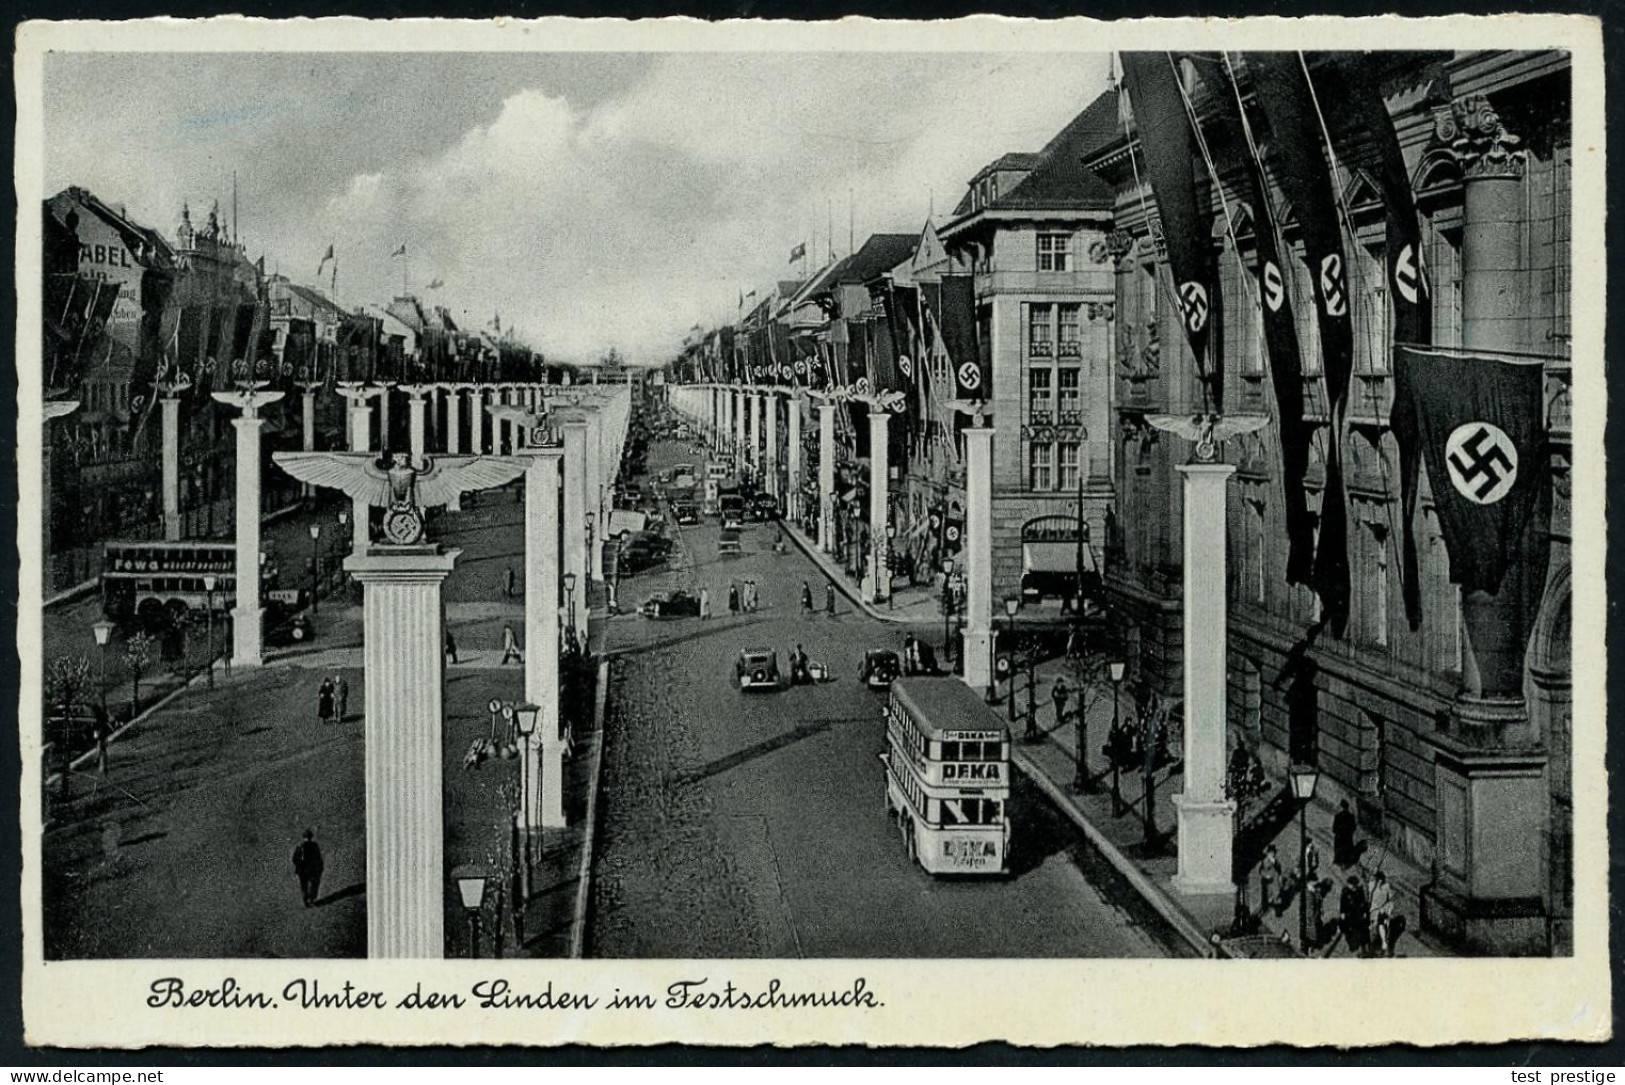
881, 677, 1012, 876
100, 541, 244, 628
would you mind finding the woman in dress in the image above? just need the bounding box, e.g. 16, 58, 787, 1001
317, 677, 336, 725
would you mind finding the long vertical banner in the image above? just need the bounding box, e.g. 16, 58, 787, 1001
1248, 51, 1355, 635
1119, 51, 1222, 410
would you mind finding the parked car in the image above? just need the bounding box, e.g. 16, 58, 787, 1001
671, 502, 701, 526
639, 590, 702, 619
268, 613, 315, 646
748, 493, 779, 522
735, 648, 782, 691
857, 648, 902, 690
619, 534, 672, 574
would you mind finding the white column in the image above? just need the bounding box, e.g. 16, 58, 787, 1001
471, 388, 487, 454
338, 387, 381, 555
378, 384, 392, 452
561, 417, 590, 635
584, 409, 604, 582
406, 387, 428, 461
865, 408, 891, 604
345, 546, 459, 958
446, 386, 463, 453
161, 393, 183, 540
524, 449, 566, 829
818, 402, 837, 553
1172, 462, 1239, 895
212, 389, 285, 667
735, 390, 748, 472
765, 393, 780, 499
961, 424, 995, 693
787, 394, 802, 525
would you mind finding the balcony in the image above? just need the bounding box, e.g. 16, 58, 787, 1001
1029, 340, 1054, 359
1057, 339, 1082, 358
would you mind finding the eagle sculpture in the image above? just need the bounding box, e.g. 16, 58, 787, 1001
1145, 413, 1270, 463
274, 451, 526, 545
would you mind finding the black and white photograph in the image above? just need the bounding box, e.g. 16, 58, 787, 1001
14, 15, 1608, 1049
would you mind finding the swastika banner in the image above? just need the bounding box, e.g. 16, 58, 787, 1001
1392, 345, 1548, 606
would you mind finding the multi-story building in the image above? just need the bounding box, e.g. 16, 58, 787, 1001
937, 92, 1121, 615
1083, 51, 1572, 954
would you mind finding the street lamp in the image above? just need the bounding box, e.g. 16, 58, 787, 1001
563, 571, 578, 642
1290, 765, 1320, 952
511, 701, 540, 902
1003, 596, 1020, 723
453, 868, 491, 959
1108, 659, 1127, 815
308, 524, 321, 612
202, 575, 217, 689
940, 556, 956, 669
91, 619, 114, 772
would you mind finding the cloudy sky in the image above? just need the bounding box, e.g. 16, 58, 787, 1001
45, 51, 1109, 366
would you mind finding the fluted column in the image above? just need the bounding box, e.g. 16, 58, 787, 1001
765, 393, 780, 499
212, 387, 285, 668
404, 385, 429, 462
818, 402, 837, 553
1172, 462, 1239, 896
446, 385, 463, 453
865, 408, 891, 603
787, 394, 803, 525
961, 424, 994, 692
584, 407, 605, 582
160, 389, 185, 540
346, 546, 459, 958
336, 383, 382, 556
561, 417, 590, 635
524, 447, 566, 829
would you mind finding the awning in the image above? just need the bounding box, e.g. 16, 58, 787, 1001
1023, 540, 1096, 575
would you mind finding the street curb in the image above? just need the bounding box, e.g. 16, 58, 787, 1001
569, 657, 612, 959
1010, 745, 1216, 959
779, 520, 911, 625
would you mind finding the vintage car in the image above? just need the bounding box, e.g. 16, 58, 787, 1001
619, 532, 674, 574
717, 527, 743, 556
857, 648, 902, 690
268, 613, 315, 646
748, 493, 779, 522
671, 502, 701, 526
639, 589, 703, 619
735, 648, 783, 691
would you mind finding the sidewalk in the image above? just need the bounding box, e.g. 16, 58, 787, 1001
780, 518, 939, 624
783, 513, 1449, 960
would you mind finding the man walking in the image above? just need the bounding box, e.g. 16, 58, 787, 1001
292, 829, 324, 908
800, 581, 814, 615
334, 674, 349, 723
1368, 870, 1395, 956
699, 586, 711, 619
728, 582, 740, 614
504, 565, 517, 599
825, 581, 837, 617
1051, 675, 1071, 727
444, 627, 459, 665
500, 623, 523, 665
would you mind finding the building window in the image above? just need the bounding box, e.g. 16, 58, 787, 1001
1058, 441, 1082, 492
1058, 304, 1081, 356
1028, 443, 1053, 491
1028, 304, 1053, 357
1057, 367, 1081, 423
1028, 367, 1053, 422
1037, 232, 1072, 272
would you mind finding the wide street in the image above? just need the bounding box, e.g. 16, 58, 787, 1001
585, 437, 1190, 959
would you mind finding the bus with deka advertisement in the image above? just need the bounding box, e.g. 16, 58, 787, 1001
881, 677, 1011, 876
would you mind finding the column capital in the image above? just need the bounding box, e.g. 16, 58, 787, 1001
1445, 93, 1527, 180
1175, 461, 1239, 480
213, 388, 285, 416
335, 382, 383, 404
43, 399, 80, 422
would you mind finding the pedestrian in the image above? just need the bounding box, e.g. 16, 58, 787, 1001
825, 581, 837, 616
292, 829, 324, 908
743, 579, 755, 612
444, 627, 459, 665
500, 623, 523, 665
1368, 870, 1394, 955
1304, 837, 1321, 890
699, 586, 711, 619
1308, 877, 1334, 951
801, 581, 814, 614
504, 565, 516, 599
1260, 843, 1281, 915
1051, 676, 1071, 725
335, 674, 349, 723
317, 677, 335, 725
1333, 799, 1360, 868
903, 633, 919, 675
1341, 874, 1370, 957
728, 582, 740, 614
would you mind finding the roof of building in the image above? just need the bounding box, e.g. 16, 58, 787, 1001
281, 281, 346, 317
949, 89, 1120, 219
49, 187, 176, 269
834, 233, 919, 285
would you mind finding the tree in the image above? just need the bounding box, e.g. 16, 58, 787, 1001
122, 631, 157, 719
47, 654, 91, 713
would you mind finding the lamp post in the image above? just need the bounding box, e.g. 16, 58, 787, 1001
308, 524, 321, 613
1004, 597, 1020, 722
454, 869, 490, 959
202, 575, 217, 689
1142, 692, 1161, 850
510, 701, 540, 902
1108, 659, 1126, 815
563, 571, 578, 644
940, 556, 956, 669
91, 618, 114, 773
1291, 765, 1320, 952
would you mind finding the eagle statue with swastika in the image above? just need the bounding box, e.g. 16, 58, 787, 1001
1146, 413, 1270, 464
275, 451, 527, 545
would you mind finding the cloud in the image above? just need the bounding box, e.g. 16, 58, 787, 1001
45, 51, 1109, 367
